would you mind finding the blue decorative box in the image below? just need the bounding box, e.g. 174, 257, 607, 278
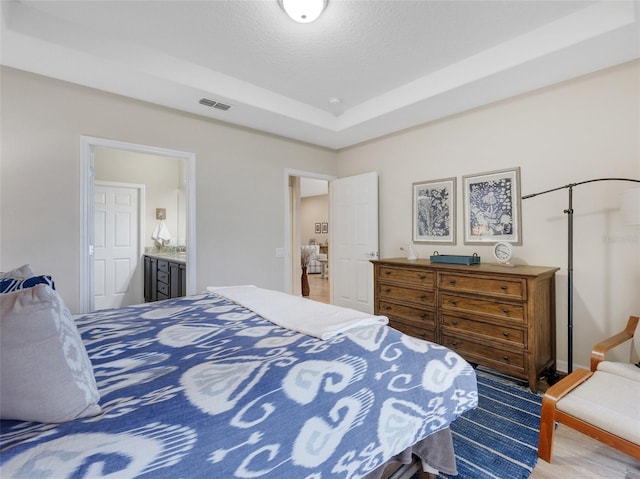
429, 252, 480, 265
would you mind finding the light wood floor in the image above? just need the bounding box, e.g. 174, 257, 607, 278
305, 273, 640, 478
307, 273, 330, 303
531, 425, 639, 479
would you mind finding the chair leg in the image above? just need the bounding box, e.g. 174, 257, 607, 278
537, 394, 556, 462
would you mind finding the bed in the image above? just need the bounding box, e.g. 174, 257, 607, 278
0, 281, 478, 479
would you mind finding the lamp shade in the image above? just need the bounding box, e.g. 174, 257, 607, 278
280, 0, 327, 23
621, 187, 640, 225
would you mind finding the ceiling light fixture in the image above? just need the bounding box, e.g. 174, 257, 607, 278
279, 0, 327, 23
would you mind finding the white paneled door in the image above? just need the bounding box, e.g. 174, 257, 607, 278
330, 172, 379, 313
94, 182, 142, 310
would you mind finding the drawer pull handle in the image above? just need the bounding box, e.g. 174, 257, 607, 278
501, 285, 507, 290
418, 274, 426, 279
451, 299, 457, 305
451, 341, 458, 347
503, 355, 509, 361
385, 288, 391, 293
384, 306, 392, 310
502, 308, 509, 314
419, 313, 427, 319
419, 333, 426, 338
384, 271, 392, 275
503, 331, 510, 337
449, 279, 456, 284
451, 320, 458, 325
420, 294, 427, 300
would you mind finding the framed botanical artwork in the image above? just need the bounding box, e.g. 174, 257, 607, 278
463, 167, 522, 245
412, 177, 456, 244
321, 222, 328, 234
314, 223, 321, 234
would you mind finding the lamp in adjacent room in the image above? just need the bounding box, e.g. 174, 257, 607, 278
279, 0, 327, 23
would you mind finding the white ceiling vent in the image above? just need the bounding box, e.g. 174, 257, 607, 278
199, 98, 232, 111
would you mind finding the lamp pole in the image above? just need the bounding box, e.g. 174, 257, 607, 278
522, 178, 640, 374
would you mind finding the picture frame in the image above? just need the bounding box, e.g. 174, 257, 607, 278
314, 223, 321, 234
412, 177, 456, 244
321, 222, 328, 234
462, 167, 522, 245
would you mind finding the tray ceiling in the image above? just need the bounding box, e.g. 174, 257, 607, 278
1, 0, 638, 149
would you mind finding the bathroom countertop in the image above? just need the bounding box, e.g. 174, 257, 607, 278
144, 252, 187, 264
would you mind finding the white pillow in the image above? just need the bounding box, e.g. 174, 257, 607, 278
0, 284, 101, 423
0, 264, 35, 280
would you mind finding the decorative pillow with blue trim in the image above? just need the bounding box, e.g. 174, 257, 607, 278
0, 275, 56, 294
0, 284, 101, 422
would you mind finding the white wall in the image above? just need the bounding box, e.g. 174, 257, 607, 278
301, 195, 329, 245
0, 66, 337, 312
336, 60, 640, 371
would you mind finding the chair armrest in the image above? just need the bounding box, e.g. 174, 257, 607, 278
543, 368, 593, 405
590, 315, 639, 371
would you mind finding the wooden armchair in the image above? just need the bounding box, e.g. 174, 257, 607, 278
537, 315, 640, 462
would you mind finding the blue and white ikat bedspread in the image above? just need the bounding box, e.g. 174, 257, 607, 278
1, 293, 478, 479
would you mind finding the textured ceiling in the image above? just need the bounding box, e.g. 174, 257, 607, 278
1, 0, 639, 149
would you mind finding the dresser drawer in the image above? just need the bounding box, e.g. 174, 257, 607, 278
390, 319, 436, 342
378, 284, 435, 306
439, 273, 525, 300
379, 267, 435, 288
379, 301, 435, 324
441, 314, 525, 347
157, 271, 169, 285
441, 293, 525, 321
157, 281, 169, 296
157, 260, 170, 273
442, 334, 525, 370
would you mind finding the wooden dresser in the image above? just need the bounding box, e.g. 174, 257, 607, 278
372, 258, 559, 392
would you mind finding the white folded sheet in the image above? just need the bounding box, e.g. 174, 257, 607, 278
207, 285, 388, 340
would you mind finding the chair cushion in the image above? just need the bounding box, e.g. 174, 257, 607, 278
557, 370, 640, 445
597, 361, 640, 382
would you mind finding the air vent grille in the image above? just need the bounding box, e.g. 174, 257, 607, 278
199, 98, 232, 111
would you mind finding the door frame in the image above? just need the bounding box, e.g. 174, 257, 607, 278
94, 180, 145, 308
80, 136, 196, 313
284, 168, 336, 296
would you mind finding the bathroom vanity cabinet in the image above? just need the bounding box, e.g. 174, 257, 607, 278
144, 254, 186, 302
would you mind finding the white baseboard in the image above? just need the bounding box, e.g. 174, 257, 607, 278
554, 359, 588, 375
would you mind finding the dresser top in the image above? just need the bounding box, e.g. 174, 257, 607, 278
372, 257, 559, 278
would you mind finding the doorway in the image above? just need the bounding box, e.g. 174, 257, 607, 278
285, 170, 380, 313
79, 136, 196, 314
284, 169, 335, 301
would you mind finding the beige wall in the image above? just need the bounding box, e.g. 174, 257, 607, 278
0, 66, 336, 312
301, 194, 329, 245
336, 60, 640, 371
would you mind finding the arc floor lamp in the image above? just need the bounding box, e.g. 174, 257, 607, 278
522, 178, 640, 374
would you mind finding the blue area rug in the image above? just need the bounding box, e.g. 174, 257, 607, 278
433, 367, 543, 479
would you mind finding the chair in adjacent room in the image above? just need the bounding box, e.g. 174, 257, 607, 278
537, 315, 640, 462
